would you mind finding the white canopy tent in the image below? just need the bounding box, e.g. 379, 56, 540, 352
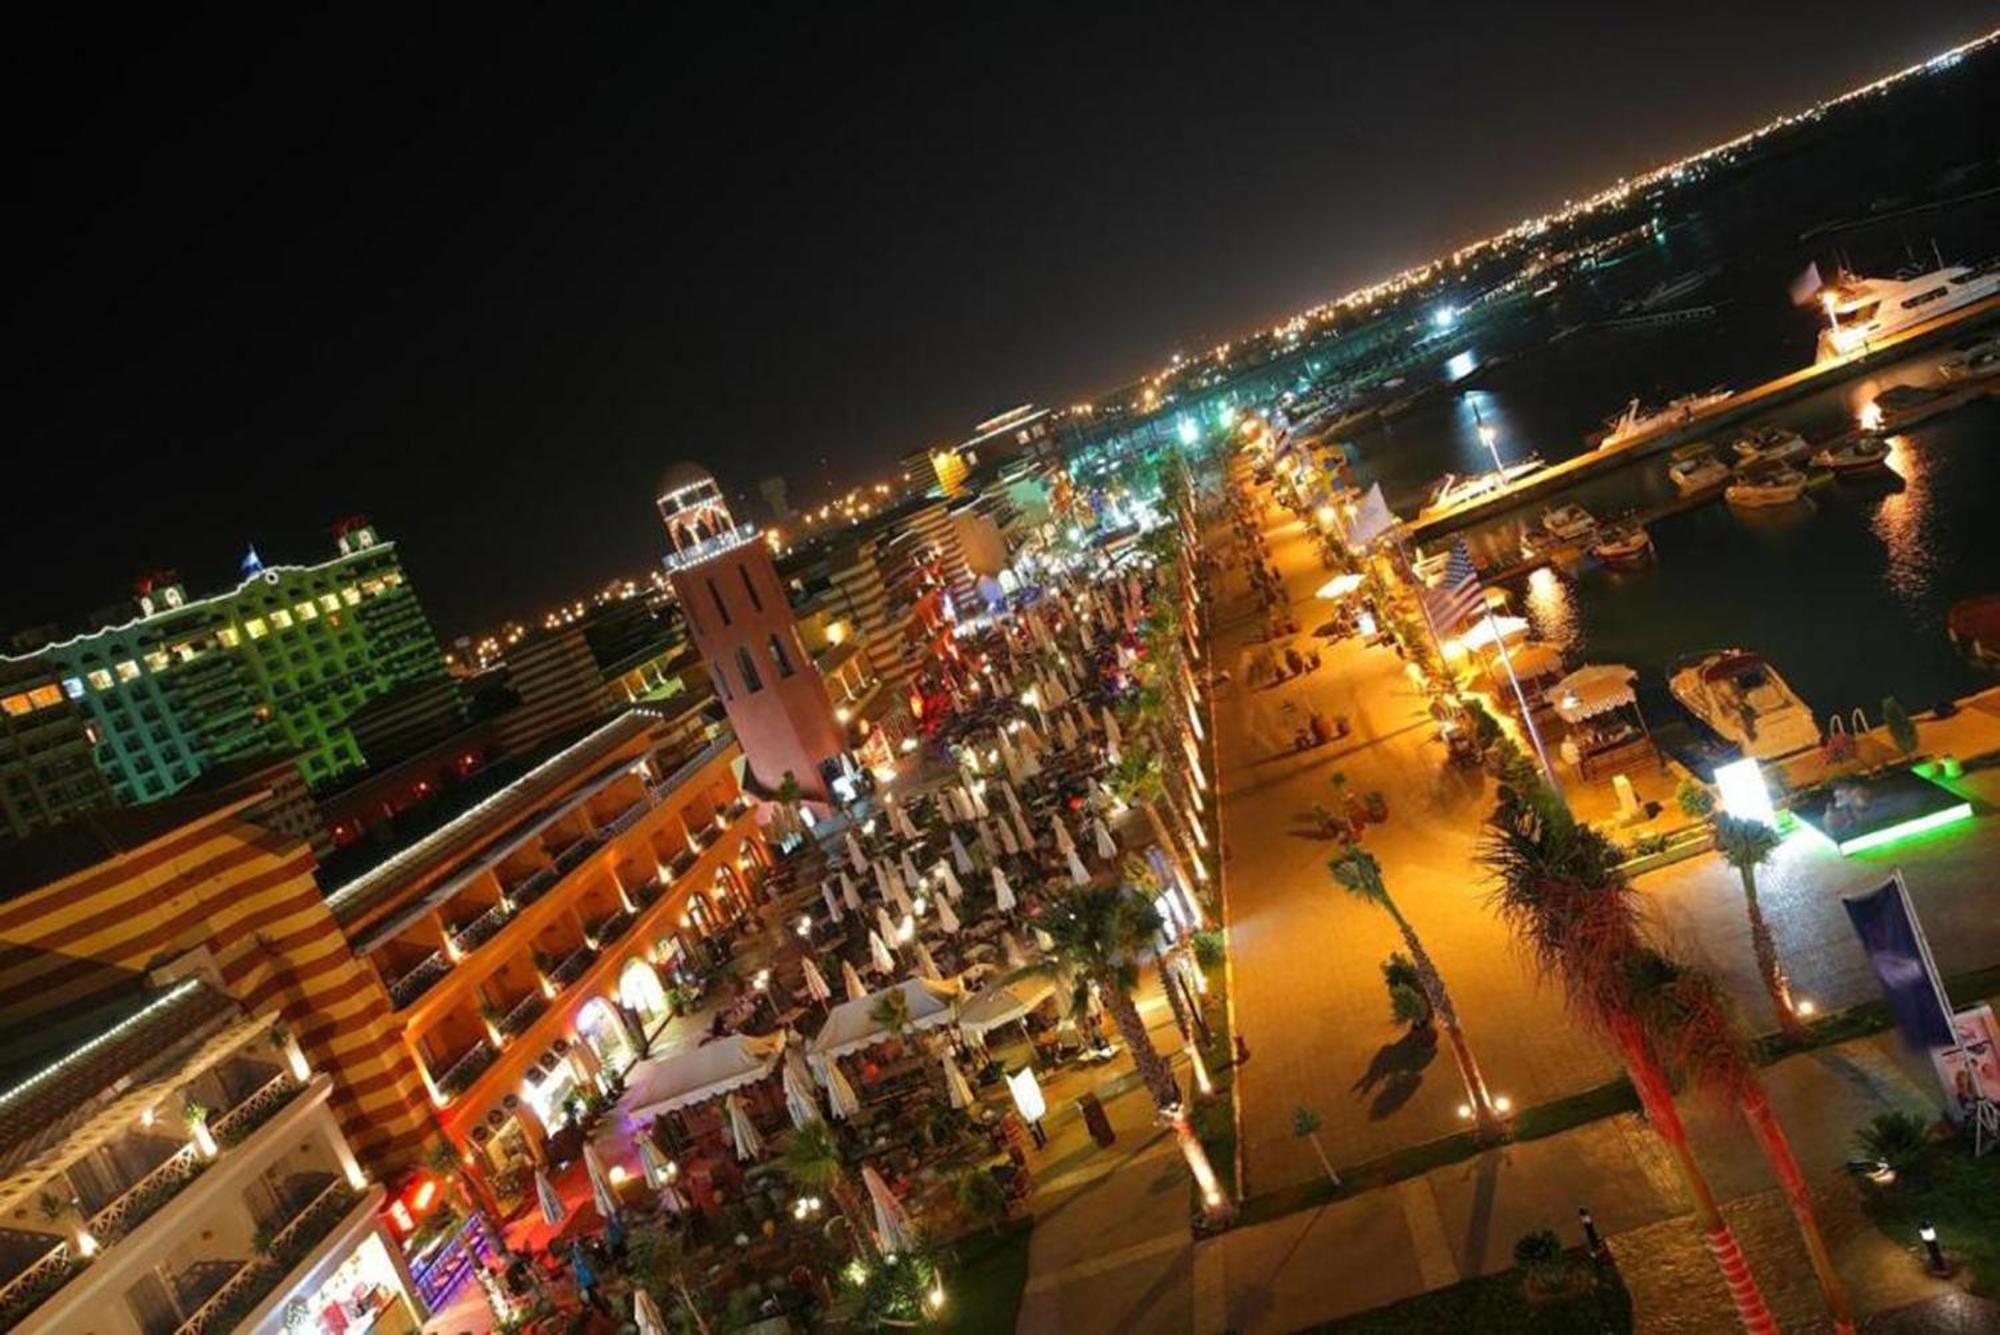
1546, 663, 1640, 723
957, 975, 1059, 1039
622, 1034, 786, 1123
809, 977, 964, 1061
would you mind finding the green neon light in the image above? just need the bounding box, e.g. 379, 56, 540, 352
1833, 802, 1974, 856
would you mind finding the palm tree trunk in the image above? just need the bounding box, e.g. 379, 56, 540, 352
1308, 1132, 1341, 1187
1739, 867, 1804, 1039
1386, 903, 1502, 1142
831, 1177, 879, 1262
1738, 1085, 1854, 1334
1616, 1019, 1778, 1334
1103, 975, 1182, 1113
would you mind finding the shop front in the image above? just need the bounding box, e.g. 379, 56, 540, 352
254, 1215, 422, 1335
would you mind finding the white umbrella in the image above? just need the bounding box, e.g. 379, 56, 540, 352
976, 818, 998, 857
869, 929, 898, 975
1033, 926, 1056, 953
534, 1167, 566, 1227
996, 816, 1021, 856
1003, 932, 1029, 970
1093, 818, 1118, 861
1050, 811, 1076, 855
842, 959, 870, 1002
639, 1136, 673, 1188
913, 939, 942, 982
886, 869, 915, 917
949, 787, 975, 822
940, 1051, 976, 1110
802, 956, 833, 1005
1066, 847, 1091, 887
874, 905, 900, 949
991, 866, 1017, 914
1010, 806, 1035, 851
783, 1057, 822, 1129
1058, 712, 1080, 751
1019, 717, 1046, 754
863, 1164, 915, 1254
933, 860, 964, 901
899, 849, 923, 891
1103, 707, 1123, 756
892, 799, 920, 840
635, 1288, 669, 1335
967, 780, 990, 817
659, 1175, 691, 1216
822, 1057, 861, 1121
872, 859, 893, 899
841, 872, 863, 914
846, 829, 868, 873
821, 881, 843, 921
1003, 780, 1028, 824
725, 1092, 764, 1161
949, 830, 974, 875
935, 894, 963, 935
998, 731, 1024, 784
583, 1141, 620, 1221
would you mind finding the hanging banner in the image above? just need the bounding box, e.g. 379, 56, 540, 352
1841, 876, 1955, 1051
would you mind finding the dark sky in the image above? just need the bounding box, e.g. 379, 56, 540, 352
8, 4, 1993, 639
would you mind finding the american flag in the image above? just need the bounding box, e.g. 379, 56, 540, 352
1422, 539, 1484, 635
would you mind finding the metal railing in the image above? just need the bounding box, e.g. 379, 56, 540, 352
450, 901, 510, 955
433, 1040, 496, 1099
499, 992, 547, 1037
0, 1244, 81, 1328
603, 796, 651, 836
387, 950, 449, 1009
212, 1072, 304, 1149
551, 832, 603, 874
507, 865, 559, 909
549, 944, 595, 987
87, 1143, 203, 1246
588, 909, 633, 946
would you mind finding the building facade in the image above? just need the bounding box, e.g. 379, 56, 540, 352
0, 975, 421, 1335
656, 464, 846, 802
0, 521, 449, 813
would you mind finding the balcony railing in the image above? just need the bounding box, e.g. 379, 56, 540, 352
387, 950, 449, 1009
170, 1182, 357, 1335
588, 909, 633, 947
88, 1142, 204, 1246
212, 1071, 305, 1149
168, 1260, 246, 1335
549, 944, 595, 988
551, 832, 604, 874
498, 992, 547, 1037
0, 1244, 82, 1329
450, 902, 510, 955
507, 865, 559, 909
603, 796, 651, 836
433, 1040, 497, 1099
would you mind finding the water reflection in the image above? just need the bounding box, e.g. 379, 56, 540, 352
1873, 435, 1938, 606
1523, 566, 1581, 652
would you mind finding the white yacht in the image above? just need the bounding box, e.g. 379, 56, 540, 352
1669, 651, 1821, 759
1730, 425, 1809, 465
1598, 387, 1733, 448
1420, 456, 1547, 516
1539, 503, 1597, 542
1590, 523, 1652, 563
1726, 465, 1809, 508
1668, 451, 1730, 494
1810, 437, 1891, 473
1815, 262, 2000, 364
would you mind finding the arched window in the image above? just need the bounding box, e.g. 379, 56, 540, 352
738, 565, 764, 613
707, 577, 731, 626
735, 645, 763, 694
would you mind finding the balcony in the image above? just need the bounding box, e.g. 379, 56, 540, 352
603, 795, 652, 837
0, 1245, 82, 1330
549, 944, 595, 988
433, 1039, 497, 1100
551, 832, 604, 874
165, 1260, 246, 1335
212, 1071, 306, 1150
86, 1142, 204, 1248
588, 908, 634, 947
387, 949, 449, 1009
507, 865, 559, 910
450, 902, 510, 955
498, 992, 548, 1037
169, 1180, 361, 1335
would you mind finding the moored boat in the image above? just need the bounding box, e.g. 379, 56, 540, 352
1730, 425, 1809, 465
1809, 437, 1892, 473
1539, 503, 1597, 542
1591, 523, 1652, 563
1668, 451, 1730, 494
1668, 650, 1821, 759
1725, 464, 1808, 508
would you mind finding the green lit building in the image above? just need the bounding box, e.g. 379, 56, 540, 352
0, 520, 449, 816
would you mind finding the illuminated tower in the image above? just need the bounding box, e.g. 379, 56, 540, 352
657, 463, 847, 802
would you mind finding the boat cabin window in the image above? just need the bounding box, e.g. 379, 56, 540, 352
1900, 286, 1949, 310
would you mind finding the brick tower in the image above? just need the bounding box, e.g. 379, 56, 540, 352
657, 463, 846, 802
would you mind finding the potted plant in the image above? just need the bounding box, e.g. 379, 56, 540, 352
1363, 790, 1388, 823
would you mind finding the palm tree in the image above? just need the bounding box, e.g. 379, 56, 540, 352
629, 1221, 712, 1333
1481, 784, 1779, 1333
1106, 746, 1199, 916
783, 1119, 877, 1262
1327, 846, 1504, 1143
1710, 815, 1804, 1040
1291, 1105, 1340, 1188
1623, 948, 1855, 1334
1027, 883, 1231, 1219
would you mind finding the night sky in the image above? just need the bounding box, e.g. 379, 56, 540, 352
9, 4, 1992, 640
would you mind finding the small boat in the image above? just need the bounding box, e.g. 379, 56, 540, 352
1809, 437, 1892, 473
1420, 457, 1547, 515
1598, 387, 1733, 448
1725, 465, 1808, 508
1591, 523, 1652, 563
1730, 426, 1809, 465
1938, 337, 1999, 381
1539, 504, 1598, 542
1868, 383, 1955, 433
1668, 452, 1731, 494
1669, 650, 1821, 759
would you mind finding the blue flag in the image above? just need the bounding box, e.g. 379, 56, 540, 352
1842, 879, 1954, 1051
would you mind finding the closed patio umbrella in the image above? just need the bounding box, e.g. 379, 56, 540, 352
583, 1141, 620, 1222
801, 956, 833, 1005
940, 1051, 976, 1110
1050, 811, 1075, 855
1102, 707, 1123, 759
821, 1056, 861, 1121
976, 818, 998, 857
996, 816, 1020, 856
783, 1057, 822, 1129
534, 1168, 566, 1227
1010, 806, 1035, 851
967, 780, 990, 817
1092, 818, 1118, 861
991, 866, 1017, 914
841, 873, 863, 914
1066, 846, 1091, 887
635, 1287, 669, 1335
913, 940, 942, 982
868, 929, 898, 975
845, 829, 868, 872
899, 848, 923, 891
638, 1136, 674, 1190
935, 894, 962, 936
949, 830, 974, 875
659, 1175, 690, 1216
886, 869, 915, 917
725, 1091, 764, 1161
842, 959, 870, 1002
821, 880, 843, 921
934, 860, 965, 902
863, 1164, 915, 1254
1058, 712, 1080, 752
